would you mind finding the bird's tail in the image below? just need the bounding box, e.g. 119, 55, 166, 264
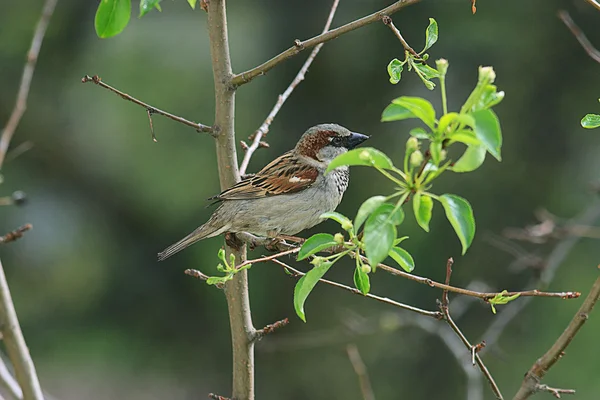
158, 224, 229, 261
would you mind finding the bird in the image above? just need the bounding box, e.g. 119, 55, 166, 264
158, 123, 369, 261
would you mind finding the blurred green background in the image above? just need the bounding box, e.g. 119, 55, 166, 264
1, 0, 600, 399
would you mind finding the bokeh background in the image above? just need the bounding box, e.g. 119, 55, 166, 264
1, 0, 600, 399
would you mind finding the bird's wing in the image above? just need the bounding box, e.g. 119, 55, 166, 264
213, 151, 319, 200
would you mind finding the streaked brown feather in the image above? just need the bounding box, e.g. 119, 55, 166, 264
213, 151, 319, 201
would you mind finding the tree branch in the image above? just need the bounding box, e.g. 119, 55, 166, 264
381, 16, 419, 57
512, 270, 600, 400
585, 0, 600, 11
205, 1, 255, 399
0, 0, 58, 170
231, 0, 421, 86
81, 75, 214, 136
0, 257, 44, 400
0, 225, 32, 245
440, 258, 504, 400
238, 0, 340, 175
558, 10, 600, 64
346, 344, 376, 400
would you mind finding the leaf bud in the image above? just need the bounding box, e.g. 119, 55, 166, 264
334, 233, 344, 244
410, 150, 424, 168
406, 137, 419, 152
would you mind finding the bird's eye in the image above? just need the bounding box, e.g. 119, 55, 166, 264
331, 136, 344, 147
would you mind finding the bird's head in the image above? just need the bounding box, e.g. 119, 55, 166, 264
295, 123, 369, 165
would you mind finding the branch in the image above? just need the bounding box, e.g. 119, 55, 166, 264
238, 0, 340, 175
231, 0, 421, 86
558, 10, 600, 64
0, 225, 32, 245
513, 270, 600, 400
81, 75, 214, 137
440, 258, 504, 400
346, 344, 376, 400
0, 0, 58, 170
271, 258, 442, 319
252, 318, 289, 342
0, 257, 44, 400
382, 16, 419, 57
585, 0, 600, 11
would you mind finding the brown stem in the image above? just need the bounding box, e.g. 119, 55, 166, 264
585, 0, 600, 11
512, 270, 600, 400
239, 0, 340, 175
558, 10, 600, 64
81, 75, 214, 135
382, 16, 419, 57
346, 344, 376, 400
206, 1, 255, 399
0, 0, 58, 170
231, 0, 421, 86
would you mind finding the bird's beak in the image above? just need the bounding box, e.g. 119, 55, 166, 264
346, 132, 370, 149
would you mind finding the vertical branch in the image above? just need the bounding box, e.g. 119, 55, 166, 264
206, 1, 255, 399
0, 258, 44, 400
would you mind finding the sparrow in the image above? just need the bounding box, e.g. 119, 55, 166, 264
158, 123, 369, 261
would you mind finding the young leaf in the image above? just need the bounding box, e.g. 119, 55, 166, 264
294, 261, 334, 322
394, 236, 409, 245
326, 148, 394, 173
422, 18, 438, 52
439, 194, 476, 255
448, 129, 481, 146
355, 196, 387, 231
413, 193, 433, 232
95, 0, 132, 38
187, 0, 197, 9
581, 114, 600, 129
488, 290, 521, 314
429, 141, 442, 165
387, 59, 404, 84
354, 266, 370, 295
391, 97, 436, 129
472, 109, 502, 161
382, 103, 414, 122
139, 0, 161, 17
388, 246, 415, 272
409, 127, 431, 139
363, 204, 398, 267
474, 84, 505, 111
320, 211, 353, 231
438, 113, 475, 134
413, 63, 440, 80
451, 145, 486, 173
297, 233, 337, 261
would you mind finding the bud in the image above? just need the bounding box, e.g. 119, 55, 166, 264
435, 58, 449, 76
440, 149, 447, 161
361, 264, 372, 274
359, 150, 372, 161
478, 66, 496, 84
406, 137, 419, 152
311, 256, 325, 267
334, 233, 344, 244
217, 248, 226, 261
410, 150, 424, 168
341, 220, 353, 231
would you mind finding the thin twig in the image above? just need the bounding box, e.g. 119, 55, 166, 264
0, 0, 58, 170
558, 10, 600, 64
585, 0, 600, 11
440, 258, 504, 400
252, 318, 289, 342
0, 355, 22, 400
272, 259, 443, 319
381, 16, 419, 57
0, 225, 32, 244
81, 75, 214, 136
535, 384, 575, 399
208, 394, 231, 400
0, 257, 44, 400
238, 0, 340, 175
513, 270, 600, 400
346, 344, 376, 400
231, 0, 421, 86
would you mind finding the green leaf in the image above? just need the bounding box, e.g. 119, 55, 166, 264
382, 103, 414, 122
187, 0, 197, 9
354, 266, 370, 295
387, 58, 404, 84
472, 109, 502, 161
430, 141, 442, 165
413, 193, 433, 232
413, 63, 440, 80
320, 211, 353, 231
452, 145, 486, 173
448, 129, 481, 146
391, 97, 436, 129
474, 85, 505, 111
488, 290, 521, 314
363, 204, 399, 267
438, 112, 475, 134
439, 194, 476, 255
294, 261, 334, 322
297, 233, 337, 261
326, 147, 394, 173
422, 18, 438, 52
355, 196, 387, 231
206, 274, 233, 286
388, 246, 415, 272
95, 0, 132, 38
409, 127, 431, 139
139, 0, 161, 17
581, 114, 600, 129
394, 236, 409, 245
